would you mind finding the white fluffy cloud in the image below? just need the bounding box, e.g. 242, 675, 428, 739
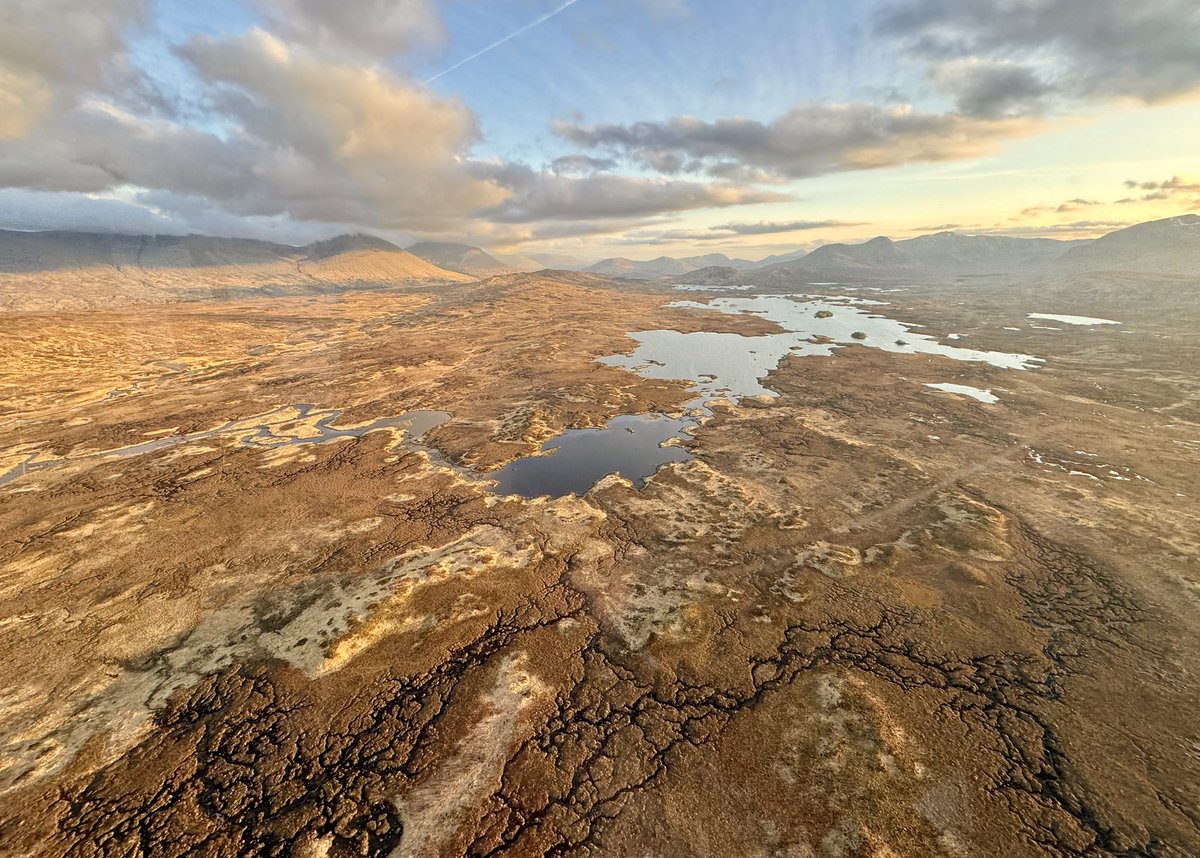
253, 0, 445, 60
0, 0, 151, 137
0, 1, 785, 243
0, 31, 506, 230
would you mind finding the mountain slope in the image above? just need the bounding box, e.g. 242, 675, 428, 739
750, 232, 1076, 280
1055, 214, 1200, 274
679, 252, 758, 270
522, 252, 587, 270
0, 230, 470, 311
302, 249, 473, 283
0, 231, 292, 273
582, 257, 690, 279
754, 247, 811, 268
583, 253, 756, 279
406, 242, 515, 277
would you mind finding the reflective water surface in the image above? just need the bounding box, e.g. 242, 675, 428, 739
490, 413, 694, 498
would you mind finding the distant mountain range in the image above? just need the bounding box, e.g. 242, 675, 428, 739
531, 215, 1199, 281
0, 230, 471, 311
666, 215, 1200, 284
522, 252, 589, 270
1, 215, 1196, 312
405, 241, 516, 277
756, 231, 1078, 279
1054, 215, 1200, 274
0, 230, 469, 279
582, 252, 757, 279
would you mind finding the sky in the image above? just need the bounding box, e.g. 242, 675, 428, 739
1, 0, 1198, 262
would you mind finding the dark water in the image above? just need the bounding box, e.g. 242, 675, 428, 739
491, 413, 695, 498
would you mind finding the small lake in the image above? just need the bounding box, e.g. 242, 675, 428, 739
490, 293, 1043, 500
924, 383, 999, 403
600, 296, 1041, 403
1028, 313, 1120, 326
490, 413, 694, 499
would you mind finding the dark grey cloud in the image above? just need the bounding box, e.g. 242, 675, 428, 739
614, 219, 861, 246
554, 102, 1035, 181
928, 59, 1052, 118
549, 154, 618, 174
550, 1, 1200, 188
1125, 176, 1200, 193
1116, 175, 1200, 207
472, 161, 792, 223
708, 219, 865, 235
878, 0, 1200, 108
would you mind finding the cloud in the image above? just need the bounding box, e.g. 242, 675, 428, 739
0, 4, 785, 244
550, 154, 617, 174
0, 30, 508, 232
471, 161, 790, 222
555, 102, 1037, 182
708, 219, 865, 235
0, 0, 152, 137
177, 30, 503, 218
0, 188, 183, 235
1018, 198, 1101, 218
612, 219, 860, 246
548, 1, 1200, 194
610, 230, 728, 246
1116, 175, 1200, 208
1123, 175, 1200, 194
253, 0, 445, 60
928, 59, 1052, 118
968, 219, 1133, 238
877, 0, 1200, 107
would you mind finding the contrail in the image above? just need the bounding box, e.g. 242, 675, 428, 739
425, 0, 582, 83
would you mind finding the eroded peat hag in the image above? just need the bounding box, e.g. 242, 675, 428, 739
0, 405, 451, 488
6, 0, 1200, 850
0, 267, 1197, 857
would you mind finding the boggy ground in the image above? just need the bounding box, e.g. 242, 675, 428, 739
0, 271, 1197, 857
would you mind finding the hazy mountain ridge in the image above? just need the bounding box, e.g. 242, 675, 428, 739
758, 232, 1079, 279
406, 241, 517, 277
583, 252, 755, 279
0, 230, 466, 274
662, 215, 1199, 282
0, 230, 471, 312
0, 230, 294, 273
2, 215, 1196, 312
1055, 214, 1200, 274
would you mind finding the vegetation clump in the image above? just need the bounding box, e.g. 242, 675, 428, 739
851, 331, 867, 340
815, 310, 834, 319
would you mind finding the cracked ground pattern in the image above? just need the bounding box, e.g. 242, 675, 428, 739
1, 272, 1198, 856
